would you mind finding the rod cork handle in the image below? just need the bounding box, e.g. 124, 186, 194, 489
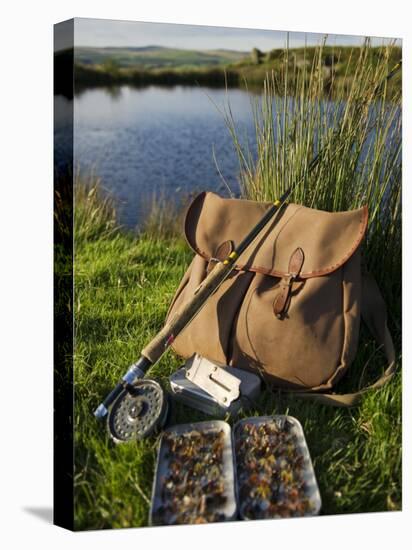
141, 259, 233, 363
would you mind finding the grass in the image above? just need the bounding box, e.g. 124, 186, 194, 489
74, 184, 193, 529
73, 178, 401, 530
73, 38, 401, 530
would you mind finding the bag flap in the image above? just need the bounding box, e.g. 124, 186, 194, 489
184, 191, 368, 279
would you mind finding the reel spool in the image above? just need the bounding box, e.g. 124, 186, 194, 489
107, 379, 168, 443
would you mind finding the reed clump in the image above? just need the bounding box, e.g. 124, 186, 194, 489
74, 169, 118, 244
223, 38, 401, 321
73, 170, 190, 242
141, 193, 187, 240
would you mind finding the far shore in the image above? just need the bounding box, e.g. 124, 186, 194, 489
54, 45, 402, 99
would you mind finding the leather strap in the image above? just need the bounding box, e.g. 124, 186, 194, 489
273, 248, 305, 318
292, 272, 397, 407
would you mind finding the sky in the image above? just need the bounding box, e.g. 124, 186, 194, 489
72, 17, 400, 51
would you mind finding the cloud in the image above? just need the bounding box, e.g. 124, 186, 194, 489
74, 17, 400, 51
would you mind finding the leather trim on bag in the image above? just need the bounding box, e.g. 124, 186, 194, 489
184, 191, 368, 280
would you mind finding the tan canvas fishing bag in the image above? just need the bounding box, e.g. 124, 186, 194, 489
166, 191, 396, 407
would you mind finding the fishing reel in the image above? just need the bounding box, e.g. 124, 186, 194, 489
95, 189, 292, 443
107, 379, 169, 443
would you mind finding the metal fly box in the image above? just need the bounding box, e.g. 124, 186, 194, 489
149, 420, 237, 525
233, 415, 322, 520
169, 354, 261, 417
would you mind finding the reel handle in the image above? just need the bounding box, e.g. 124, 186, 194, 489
94, 356, 152, 418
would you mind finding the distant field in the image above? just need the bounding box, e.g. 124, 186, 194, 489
74, 46, 248, 69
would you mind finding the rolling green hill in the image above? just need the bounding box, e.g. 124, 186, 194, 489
74, 46, 248, 69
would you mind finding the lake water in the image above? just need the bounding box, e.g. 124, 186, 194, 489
71, 85, 258, 228
54, 85, 399, 229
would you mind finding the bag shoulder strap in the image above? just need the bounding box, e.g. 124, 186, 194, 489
294, 272, 396, 407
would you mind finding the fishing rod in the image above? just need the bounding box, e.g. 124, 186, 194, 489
94, 186, 292, 419
94, 58, 402, 422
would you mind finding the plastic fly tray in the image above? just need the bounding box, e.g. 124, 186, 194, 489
233, 415, 321, 520
150, 420, 237, 525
